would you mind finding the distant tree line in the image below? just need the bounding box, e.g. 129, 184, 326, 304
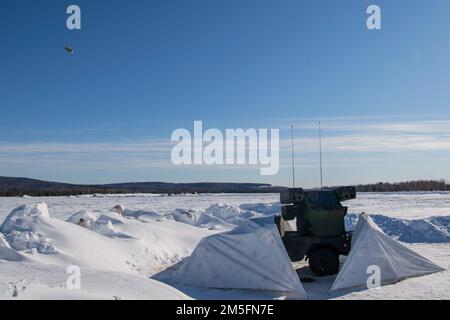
0, 187, 284, 197
2, 177, 449, 197
0, 177, 286, 197
356, 180, 450, 192
0, 188, 130, 197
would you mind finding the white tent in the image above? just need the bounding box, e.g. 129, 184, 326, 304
331, 213, 445, 292
172, 218, 307, 297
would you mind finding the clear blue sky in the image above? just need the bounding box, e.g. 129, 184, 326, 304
1, 0, 450, 187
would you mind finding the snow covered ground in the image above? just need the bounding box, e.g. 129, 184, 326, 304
0, 192, 449, 300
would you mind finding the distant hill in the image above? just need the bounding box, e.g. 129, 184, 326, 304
2, 176, 448, 197
0, 176, 287, 197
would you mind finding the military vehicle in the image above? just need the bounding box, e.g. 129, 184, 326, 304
275, 186, 356, 276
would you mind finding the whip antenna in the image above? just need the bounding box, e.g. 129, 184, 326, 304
319, 121, 323, 188
291, 125, 296, 188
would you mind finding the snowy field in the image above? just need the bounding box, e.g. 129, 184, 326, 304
0, 192, 449, 300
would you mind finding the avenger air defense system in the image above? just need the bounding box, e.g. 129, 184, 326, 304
275, 186, 356, 276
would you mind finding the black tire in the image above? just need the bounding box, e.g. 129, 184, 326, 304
309, 248, 340, 276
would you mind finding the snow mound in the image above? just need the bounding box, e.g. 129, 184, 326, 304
122, 209, 162, 222
238, 202, 281, 215
110, 205, 124, 215
66, 210, 131, 238
205, 203, 259, 225
195, 212, 235, 230
170, 209, 234, 230
205, 203, 241, 220
0, 203, 57, 254
170, 209, 198, 226
170, 202, 280, 230
0, 203, 49, 234
210, 203, 280, 223
346, 213, 450, 243
4, 231, 57, 254
0, 202, 212, 276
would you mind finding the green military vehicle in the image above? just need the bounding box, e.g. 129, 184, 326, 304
275, 186, 356, 276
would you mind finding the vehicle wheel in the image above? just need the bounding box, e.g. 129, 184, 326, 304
309, 248, 339, 276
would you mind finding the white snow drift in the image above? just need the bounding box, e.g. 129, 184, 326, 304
66, 210, 132, 238
171, 218, 307, 297
0, 202, 215, 299
169, 202, 277, 231
0, 203, 57, 254
331, 213, 445, 292
346, 212, 450, 243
